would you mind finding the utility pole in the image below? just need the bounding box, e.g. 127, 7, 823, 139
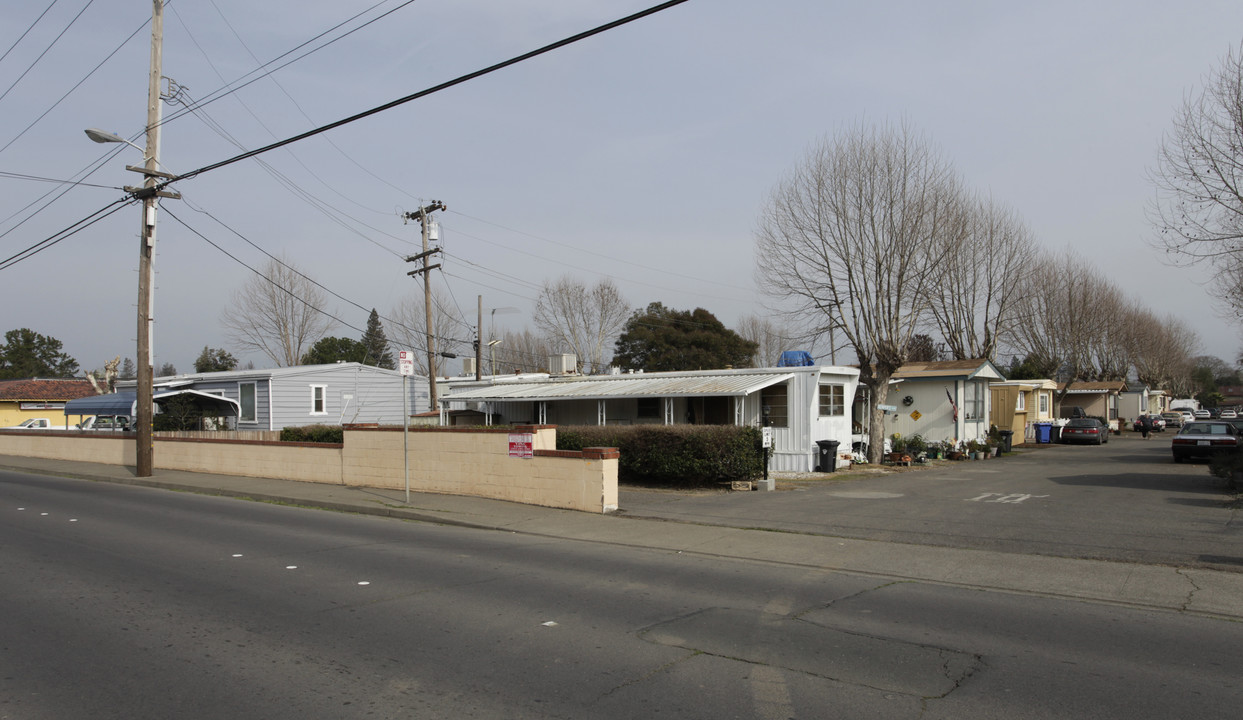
403, 201, 445, 411
476, 296, 483, 381
129, 1, 174, 477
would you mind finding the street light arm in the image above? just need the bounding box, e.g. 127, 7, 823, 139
84, 128, 147, 156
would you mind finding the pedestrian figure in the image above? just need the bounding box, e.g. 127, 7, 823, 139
1140, 414, 1152, 439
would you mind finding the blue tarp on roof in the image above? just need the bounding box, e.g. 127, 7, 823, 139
63, 392, 136, 416
776, 351, 815, 367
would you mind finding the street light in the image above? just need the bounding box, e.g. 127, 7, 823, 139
85, 128, 146, 156
487, 339, 503, 376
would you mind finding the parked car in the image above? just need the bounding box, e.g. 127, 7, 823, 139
1179, 410, 1196, 424
1160, 412, 1184, 428
1194, 409, 1212, 419
1171, 421, 1240, 462
1132, 415, 1165, 432
1061, 418, 1110, 445
1, 418, 67, 430
1220, 410, 1238, 419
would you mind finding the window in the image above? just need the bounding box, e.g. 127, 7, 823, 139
239, 382, 257, 423
1015, 392, 1026, 411
965, 382, 984, 419
1108, 395, 1118, 420
761, 383, 788, 428
818, 383, 844, 417
310, 385, 327, 415
636, 397, 660, 419
1039, 392, 1049, 414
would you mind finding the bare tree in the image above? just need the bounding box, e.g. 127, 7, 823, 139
532, 276, 630, 374
1007, 250, 1132, 404
220, 257, 335, 367
388, 288, 469, 378
926, 194, 1036, 361
735, 314, 800, 367
492, 328, 556, 375
1150, 41, 1243, 316
755, 122, 960, 463
1130, 309, 1199, 394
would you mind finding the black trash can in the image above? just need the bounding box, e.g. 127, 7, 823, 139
997, 430, 1013, 453
815, 439, 840, 472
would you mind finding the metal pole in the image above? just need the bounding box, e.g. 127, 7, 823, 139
403, 373, 409, 503
135, 0, 163, 477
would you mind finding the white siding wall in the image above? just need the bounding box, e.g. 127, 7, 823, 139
271, 367, 429, 430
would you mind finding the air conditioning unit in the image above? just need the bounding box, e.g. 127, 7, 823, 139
549, 353, 577, 375
462, 357, 476, 375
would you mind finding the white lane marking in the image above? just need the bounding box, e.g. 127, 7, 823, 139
542, 621, 558, 627
967, 492, 1050, 504
828, 491, 904, 499
232, 554, 243, 558
285, 566, 297, 570
357, 581, 370, 586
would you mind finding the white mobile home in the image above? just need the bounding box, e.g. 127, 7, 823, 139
439, 364, 861, 472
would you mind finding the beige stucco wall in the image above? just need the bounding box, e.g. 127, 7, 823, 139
0, 425, 617, 513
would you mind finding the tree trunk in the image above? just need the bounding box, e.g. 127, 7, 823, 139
866, 370, 892, 465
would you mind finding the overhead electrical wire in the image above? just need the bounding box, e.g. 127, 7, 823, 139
0, 198, 129, 271
162, 0, 691, 186
156, 0, 405, 132
175, 201, 475, 352
0, 0, 62, 68
0, 0, 95, 106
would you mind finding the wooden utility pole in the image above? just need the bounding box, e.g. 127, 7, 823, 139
403, 201, 445, 411
476, 296, 483, 381
134, 0, 165, 477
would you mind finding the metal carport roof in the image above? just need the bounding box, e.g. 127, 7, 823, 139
440, 372, 795, 404
63, 390, 240, 417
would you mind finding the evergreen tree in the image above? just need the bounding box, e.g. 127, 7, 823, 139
0, 328, 79, 378
612, 303, 758, 372
194, 346, 238, 373
301, 336, 366, 365
119, 357, 136, 380
361, 309, 395, 369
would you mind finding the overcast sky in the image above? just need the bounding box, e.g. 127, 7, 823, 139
2, 0, 1242, 376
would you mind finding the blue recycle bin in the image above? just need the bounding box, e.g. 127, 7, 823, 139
1034, 422, 1052, 444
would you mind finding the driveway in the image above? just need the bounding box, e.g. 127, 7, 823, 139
618, 437, 1243, 571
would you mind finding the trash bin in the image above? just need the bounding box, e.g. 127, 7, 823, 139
815, 439, 840, 472
1050, 424, 1063, 443
997, 429, 1013, 453
1034, 422, 1051, 444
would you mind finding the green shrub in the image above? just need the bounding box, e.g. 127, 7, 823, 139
1208, 452, 1243, 493
557, 425, 764, 488
280, 424, 344, 444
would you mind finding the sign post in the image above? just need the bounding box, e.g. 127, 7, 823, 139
398, 350, 415, 503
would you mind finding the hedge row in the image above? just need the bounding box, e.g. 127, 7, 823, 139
280, 424, 344, 444
556, 425, 764, 488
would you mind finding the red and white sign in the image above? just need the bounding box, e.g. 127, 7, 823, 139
398, 350, 415, 376
508, 432, 533, 459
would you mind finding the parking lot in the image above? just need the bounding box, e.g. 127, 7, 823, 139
619, 436, 1243, 571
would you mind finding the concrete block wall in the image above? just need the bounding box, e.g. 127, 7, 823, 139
0, 425, 618, 514
341, 426, 618, 513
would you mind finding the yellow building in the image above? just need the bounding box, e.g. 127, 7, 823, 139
0, 378, 98, 428
989, 379, 1058, 442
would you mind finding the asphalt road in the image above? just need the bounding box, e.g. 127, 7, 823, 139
621, 436, 1243, 570
3, 465, 1242, 719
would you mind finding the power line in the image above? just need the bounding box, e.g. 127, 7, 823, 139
0, 198, 129, 271
0, 0, 95, 106
163, 0, 691, 186
0, 0, 61, 68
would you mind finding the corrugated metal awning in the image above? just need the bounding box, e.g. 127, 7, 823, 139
441, 372, 796, 403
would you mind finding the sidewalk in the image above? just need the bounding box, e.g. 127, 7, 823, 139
5, 454, 1243, 620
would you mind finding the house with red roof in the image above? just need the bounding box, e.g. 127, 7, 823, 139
0, 378, 98, 428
